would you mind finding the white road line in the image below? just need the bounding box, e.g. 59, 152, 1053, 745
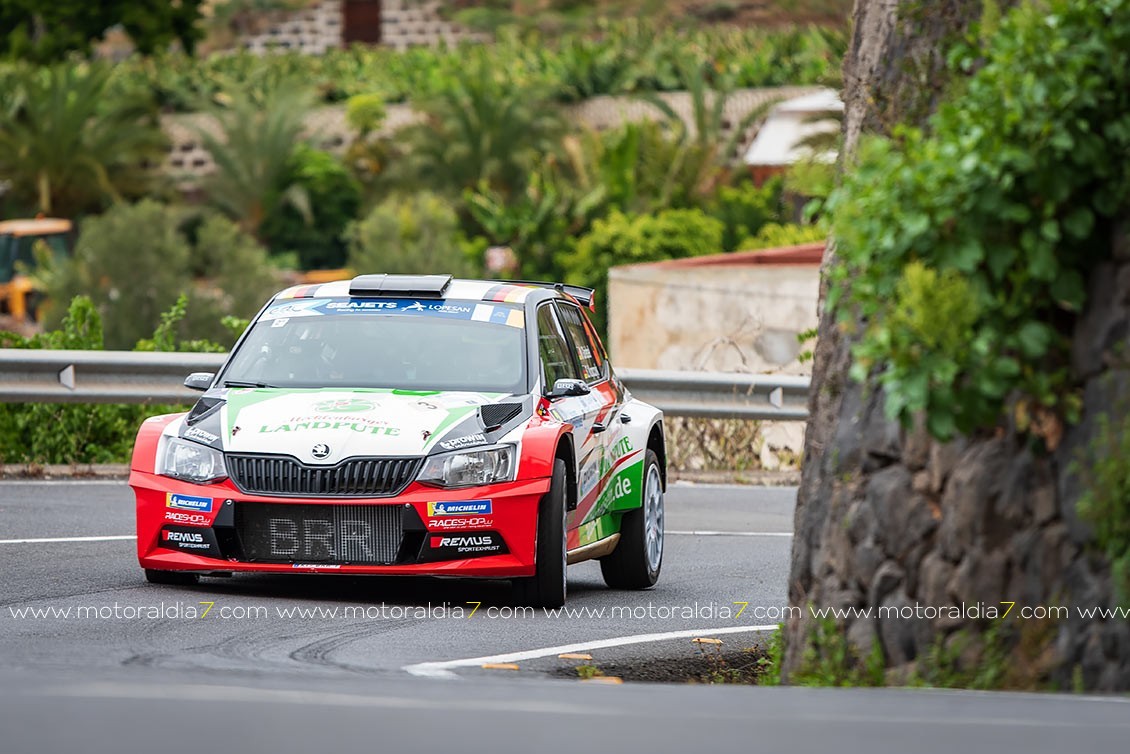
667, 530, 792, 537
0, 535, 135, 545
404, 624, 778, 679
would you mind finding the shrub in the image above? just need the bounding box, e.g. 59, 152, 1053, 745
706, 177, 787, 251
566, 208, 724, 335
260, 146, 362, 269
346, 192, 477, 277
738, 222, 825, 251
45, 201, 279, 349
0, 296, 189, 465
827, 0, 1130, 440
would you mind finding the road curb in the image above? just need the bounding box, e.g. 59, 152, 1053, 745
670, 469, 800, 486
1, 464, 130, 480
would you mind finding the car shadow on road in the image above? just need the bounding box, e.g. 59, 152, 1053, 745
157, 571, 611, 609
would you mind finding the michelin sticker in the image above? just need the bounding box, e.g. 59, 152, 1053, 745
166, 493, 214, 513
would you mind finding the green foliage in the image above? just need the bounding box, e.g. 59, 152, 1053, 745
0, 63, 165, 216
347, 192, 478, 277
46, 200, 191, 349
705, 177, 786, 252
755, 625, 786, 685
260, 146, 362, 269
0, 296, 193, 465
382, 48, 564, 199
1075, 409, 1130, 607
465, 172, 577, 280
46, 201, 279, 349
0, 0, 204, 61
344, 92, 386, 136
913, 621, 1012, 690
196, 75, 315, 236
566, 208, 724, 334
76, 22, 845, 113
828, 0, 1130, 440
789, 616, 885, 687
738, 221, 825, 251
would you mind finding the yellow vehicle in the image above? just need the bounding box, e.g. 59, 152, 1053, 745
0, 217, 72, 321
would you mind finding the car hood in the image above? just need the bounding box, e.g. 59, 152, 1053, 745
177, 388, 519, 465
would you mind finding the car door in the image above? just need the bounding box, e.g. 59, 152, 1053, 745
554, 300, 626, 533
535, 303, 601, 526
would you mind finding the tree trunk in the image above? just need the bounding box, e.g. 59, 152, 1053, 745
784, 0, 990, 679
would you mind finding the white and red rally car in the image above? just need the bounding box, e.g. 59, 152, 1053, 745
130, 275, 666, 607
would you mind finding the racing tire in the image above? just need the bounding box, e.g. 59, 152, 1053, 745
512, 458, 568, 608
600, 449, 663, 590
145, 569, 200, 586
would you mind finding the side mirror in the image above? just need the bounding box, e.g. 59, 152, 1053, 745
547, 378, 590, 399
184, 372, 215, 391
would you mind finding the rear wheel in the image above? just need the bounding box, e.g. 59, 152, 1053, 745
144, 569, 199, 586
600, 449, 663, 589
512, 458, 567, 608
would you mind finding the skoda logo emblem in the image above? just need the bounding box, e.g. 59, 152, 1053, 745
311, 443, 331, 460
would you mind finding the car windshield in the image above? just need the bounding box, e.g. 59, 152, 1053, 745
221, 298, 527, 393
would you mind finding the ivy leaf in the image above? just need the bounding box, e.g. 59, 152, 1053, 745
950, 239, 984, 272
985, 245, 1018, 281
1050, 270, 1086, 310
926, 410, 957, 441
1061, 206, 1094, 239
1016, 321, 1053, 358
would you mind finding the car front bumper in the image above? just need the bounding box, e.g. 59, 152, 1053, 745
131, 470, 549, 578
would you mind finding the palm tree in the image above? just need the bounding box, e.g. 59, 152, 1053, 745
638, 59, 782, 199
196, 75, 315, 237
383, 50, 565, 199
0, 63, 166, 217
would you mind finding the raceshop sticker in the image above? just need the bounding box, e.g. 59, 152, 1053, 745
438, 433, 487, 451
427, 501, 492, 517
428, 516, 494, 530
166, 493, 214, 513
165, 511, 210, 526
424, 532, 508, 559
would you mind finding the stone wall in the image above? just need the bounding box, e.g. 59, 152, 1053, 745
788, 227, 1130, 690
238, 0, 345, 54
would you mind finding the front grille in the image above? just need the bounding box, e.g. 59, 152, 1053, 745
235, 502, 403, 564
227, 455, 420, 497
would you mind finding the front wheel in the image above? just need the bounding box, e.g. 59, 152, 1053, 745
600, 449, 663, 589
512, 458, 567, 608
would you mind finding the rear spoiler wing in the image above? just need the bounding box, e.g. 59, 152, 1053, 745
496, 280, 596, 309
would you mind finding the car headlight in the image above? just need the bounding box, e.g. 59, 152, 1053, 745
159, 437, 228, 484
417, 445, 516, 488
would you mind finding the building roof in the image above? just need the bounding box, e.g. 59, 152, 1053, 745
744, 88, 843, 167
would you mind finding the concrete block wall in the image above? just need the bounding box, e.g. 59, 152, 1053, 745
379, 0, 485, 50
240, 0, 344, 54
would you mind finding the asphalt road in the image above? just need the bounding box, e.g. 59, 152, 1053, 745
2, 481, 1128, 754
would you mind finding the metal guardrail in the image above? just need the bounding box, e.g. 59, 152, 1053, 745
0, 349, 811, 419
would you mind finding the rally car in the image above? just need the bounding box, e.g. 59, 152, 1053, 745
130, 274, 666, 607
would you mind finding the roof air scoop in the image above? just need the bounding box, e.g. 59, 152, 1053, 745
349, 274, 453, 299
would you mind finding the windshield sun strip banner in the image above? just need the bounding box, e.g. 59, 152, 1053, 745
258, 298, 525, 327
